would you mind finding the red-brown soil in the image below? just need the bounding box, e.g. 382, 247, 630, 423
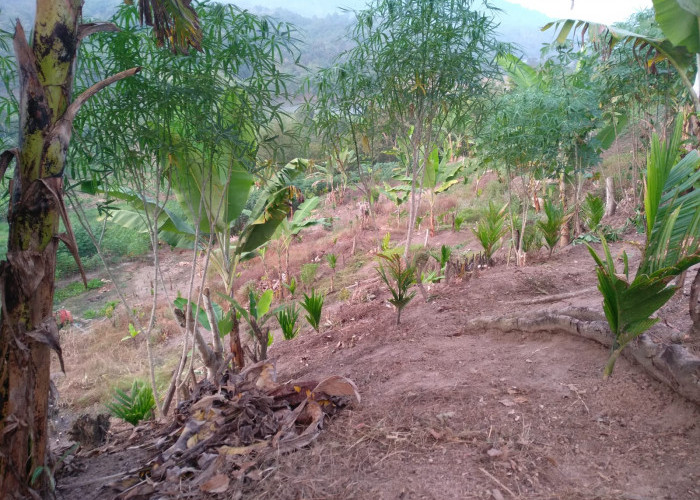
54, 191, 699, 500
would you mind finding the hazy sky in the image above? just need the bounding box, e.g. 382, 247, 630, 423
509, 0, 653, 23
235, 0, 653, 24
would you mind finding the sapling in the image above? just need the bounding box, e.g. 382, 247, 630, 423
581, 193, 605, 232
430, 244, 452, 282
472, 202, 507, 263
300, 263, 319, 291
536, 199, 567, 258
376, 253, 417, 324
105, 380, 155, 426
301, 290, 325, 332
326, 253, 338, 291
276, 304, 300, 340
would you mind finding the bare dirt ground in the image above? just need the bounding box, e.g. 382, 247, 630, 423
53, 189, 700, 500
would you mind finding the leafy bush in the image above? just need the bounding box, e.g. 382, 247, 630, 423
472, 202, 507, 261
581, 193, 604, 231
276, 304, 300, 340
376, 253, 416, 325
105, 380, 155, 426
536, 199, 566, 257
300, 263, 319, 290
301, 290, 324, 332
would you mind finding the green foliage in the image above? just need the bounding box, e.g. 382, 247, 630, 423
472, 202, 508, 261
105, 380, 155, 426
581, 193, 605, 231
376, 253, 416, 325
300, 263, 319, 290
588, 124, 700, 377
300, 290, 324, 332
381, 232, 392, 252
430, 245, 452, 280
338, 287, 351, 302
536, 199, 566, 257
326, 253, 337, 270
83, 300, 119, 320
276, 304, 300, 340
284, 276, 297, 297
53, 278, 103, 304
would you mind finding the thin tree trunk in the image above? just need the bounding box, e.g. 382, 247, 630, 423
690, 268, 700, 337
0, 6, 133, 496
604, 177, 616, 217
559, 173, 569, 247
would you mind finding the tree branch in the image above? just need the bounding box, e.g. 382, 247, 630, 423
0, 149, 19, 179
62, 67, 141, 127
77, 22, 119, 42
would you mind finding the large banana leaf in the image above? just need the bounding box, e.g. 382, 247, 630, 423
236, 159, 307, 255
496, 53, 540, 89
168, 142, 254, 236
653, 0, 700, 52
544, 15, 699, 109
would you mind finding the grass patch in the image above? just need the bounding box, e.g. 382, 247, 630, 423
54, 278, 103, 303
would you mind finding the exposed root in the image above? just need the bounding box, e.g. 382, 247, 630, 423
508, 287, 598, 306
467, 308, 700, 405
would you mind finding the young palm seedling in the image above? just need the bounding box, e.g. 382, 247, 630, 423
472, 201, 507, 263
276, 304, 300, 340
326, 253, 338, 291
301, 290, 325, 332
581, 193, 605, 232
284, 276, 298, 297
105, 380, 156, 426
377, 253, 417, 325
430, 244, 452, 282
536, 199, 567, 258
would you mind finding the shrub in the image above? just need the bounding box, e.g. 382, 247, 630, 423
105, 380, 155, 426
300, 263, 319, 290
301, 290, 324, 332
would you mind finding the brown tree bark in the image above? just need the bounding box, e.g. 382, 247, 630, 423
0, 3, 135, 496
690, 268, 700, 336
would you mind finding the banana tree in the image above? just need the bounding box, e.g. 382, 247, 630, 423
272, 196, 324, 297
423, 146, 465, 236
0, 0, 201, 495
546, 0, 700, 112
588, 118, 700, 377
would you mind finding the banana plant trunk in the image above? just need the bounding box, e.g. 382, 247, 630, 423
0, 1, 136, 495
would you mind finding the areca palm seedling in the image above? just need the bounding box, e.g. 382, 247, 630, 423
301, 290, 325, 332
376, 253, 417, 325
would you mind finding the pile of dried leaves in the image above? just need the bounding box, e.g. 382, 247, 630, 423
69, 361, 360, 499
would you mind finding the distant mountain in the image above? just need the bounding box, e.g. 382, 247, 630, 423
490, 0, 555, 62
0, 0, 553, 64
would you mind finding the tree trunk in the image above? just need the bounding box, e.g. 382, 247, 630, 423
690, 268, 700, 337
0, 4, 135, 495
558, 172, 570, 247
604, 177, 616, 218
